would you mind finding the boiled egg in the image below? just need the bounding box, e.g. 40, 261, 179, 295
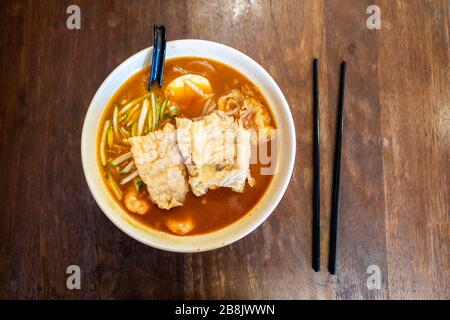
165, 74, 212, 103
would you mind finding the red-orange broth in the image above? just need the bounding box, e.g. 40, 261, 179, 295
98, 57, 275, 235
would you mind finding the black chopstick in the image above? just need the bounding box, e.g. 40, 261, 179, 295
312, 59, 321, 272
329, 61, 347, 275
148, 25, 166, 90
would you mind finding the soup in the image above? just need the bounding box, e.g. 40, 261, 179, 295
98, 57, 276, 236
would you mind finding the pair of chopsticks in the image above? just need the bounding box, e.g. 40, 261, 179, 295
148, 25, 167, 90
312, 59, 347, 275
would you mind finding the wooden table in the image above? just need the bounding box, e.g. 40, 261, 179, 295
0, 0, 448, 299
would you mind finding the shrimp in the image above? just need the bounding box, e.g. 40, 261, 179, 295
166, 217, 194, 236
124, 188, 150, 215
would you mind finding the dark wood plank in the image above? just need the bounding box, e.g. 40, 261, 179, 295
0, 0, 448, 299
324, 0, 391, 299
376, 0, 450, 299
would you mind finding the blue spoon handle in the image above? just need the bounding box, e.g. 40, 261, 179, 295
148, 25, 166, 90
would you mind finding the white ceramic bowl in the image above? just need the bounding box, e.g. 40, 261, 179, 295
81, 40, 296, 252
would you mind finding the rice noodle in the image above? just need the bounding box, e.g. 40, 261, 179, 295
208, 101, 217, 114
120, 170, 139, 185
104, 149, 121, 155
137, 98, 149, 136
111, 143, 128, 151
111, 152, 132, 166
202, 99, 212, 116
222, 107, 239, 116
119, 127, 130, 138
188, 60, 215, 73
120, 160, 135, 175
172, 65, 188, 75
130, 122, 137, 137
119, 95, 147, 115
202, 99, 217, 116
124, 103, 142, 126
184, 79, 205, 97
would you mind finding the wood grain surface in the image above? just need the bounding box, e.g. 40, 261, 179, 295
0, 0, 448, 299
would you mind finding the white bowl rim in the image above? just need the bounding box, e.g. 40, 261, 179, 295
81, 39, 296, 252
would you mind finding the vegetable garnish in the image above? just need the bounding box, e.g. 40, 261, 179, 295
151, 92, 158, 131
106, 125, 113, 147
106, 172, 123, 201
134, 179, 144, 193
100, 120, 110, 166
168, 103, 180, 117
160, 98, 169, 120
